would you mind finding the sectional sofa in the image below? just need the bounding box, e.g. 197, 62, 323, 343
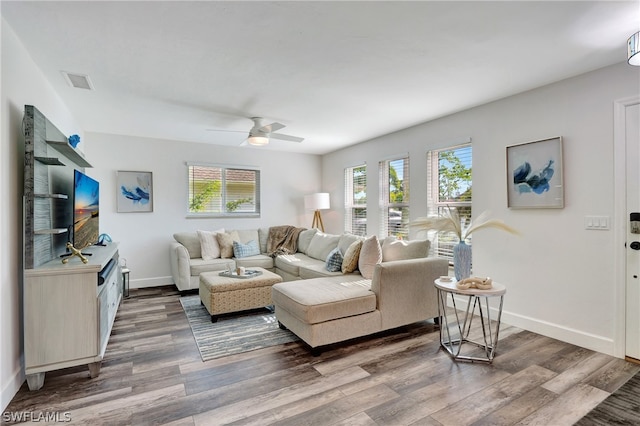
169, 226, 449, 351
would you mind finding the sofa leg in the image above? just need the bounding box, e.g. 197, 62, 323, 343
434, 316, 440, 326
211, 315, 218, 323
278, 321, 287, 330
310, 347, 322, 357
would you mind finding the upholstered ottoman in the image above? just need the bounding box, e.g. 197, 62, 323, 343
199, 267, 283, 322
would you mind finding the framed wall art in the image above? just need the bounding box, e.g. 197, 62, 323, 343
117, 171, 153, 213
506, 136, 564, 209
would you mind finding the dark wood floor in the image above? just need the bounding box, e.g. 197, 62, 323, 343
4, 286, 639, 425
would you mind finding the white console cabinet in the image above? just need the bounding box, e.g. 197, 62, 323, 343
24, 243, 121, 391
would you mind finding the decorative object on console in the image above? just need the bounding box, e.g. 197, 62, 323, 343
456, 276, 493, 290
412, 207, 518, 281
61, 242, 88, 264
629, 31, 640, 66
304, 192, 330, 232
507, 136, 563, 209
68, 134, 80, 148
117, 170, 153, 213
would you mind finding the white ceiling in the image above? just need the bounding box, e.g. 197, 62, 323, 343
2, 1, 639, 155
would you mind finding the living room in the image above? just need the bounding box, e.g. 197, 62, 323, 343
2, 0, 640, 419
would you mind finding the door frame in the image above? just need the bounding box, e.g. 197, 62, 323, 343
614, 95, 640, 359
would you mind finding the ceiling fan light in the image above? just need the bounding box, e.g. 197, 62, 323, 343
248, 135, 269, 146
629, 32, 640, 66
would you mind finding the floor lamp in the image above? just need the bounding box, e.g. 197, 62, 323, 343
305, 193, 330, 232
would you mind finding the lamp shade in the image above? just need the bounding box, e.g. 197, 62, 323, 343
629, 31, 640, 66
248, 135, 269, 146
304, 193, 330, 210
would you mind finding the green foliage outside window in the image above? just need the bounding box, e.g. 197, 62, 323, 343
439, 150, 472, 202
189, 180, 220, 212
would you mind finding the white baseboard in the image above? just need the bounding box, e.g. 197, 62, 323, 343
130, 276, 173, 289
447, 295, 615, 357
501, 310, 615, 357
1, 365, 24, 413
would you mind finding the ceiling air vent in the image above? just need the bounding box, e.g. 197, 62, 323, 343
61, 71, 94, 90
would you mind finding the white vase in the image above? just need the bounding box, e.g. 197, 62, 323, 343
453, 241, 472, 281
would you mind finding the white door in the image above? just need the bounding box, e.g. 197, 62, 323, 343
626, 102, 640, 361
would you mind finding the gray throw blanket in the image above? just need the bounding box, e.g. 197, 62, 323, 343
267, 225, 305, 257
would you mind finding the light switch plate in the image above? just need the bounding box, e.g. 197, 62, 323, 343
585, 216, 610, 230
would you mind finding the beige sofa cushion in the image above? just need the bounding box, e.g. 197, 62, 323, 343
359, 235, 382, 279
272, 277, 375, 324
235, 254, 274, 269
234, 229, 260, 245
297, 228, 318, 255
275, 252, 317, 276
173, 232, 201, 258
190, 257, 233, 276
381, 237, 430, 261
337, 233, 364, 255
306, 232, 340, 261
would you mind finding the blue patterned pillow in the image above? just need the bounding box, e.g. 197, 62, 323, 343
325, 247, 343, 272
233, 240, 260, 258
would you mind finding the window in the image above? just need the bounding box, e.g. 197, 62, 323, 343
427, 144, 472, 260
344, 164, 367, 236
379, 156, 409, 238
187, 163, 260, 217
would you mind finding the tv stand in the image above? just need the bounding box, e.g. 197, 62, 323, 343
24, 243, 121, 391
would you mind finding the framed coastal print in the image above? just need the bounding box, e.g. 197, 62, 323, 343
117, 171, 153, 213
507, 137, 564, 209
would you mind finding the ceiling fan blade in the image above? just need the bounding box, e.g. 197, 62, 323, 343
206, 128, 245, 133
259, 122, 285, 133
269, 133, 304, 143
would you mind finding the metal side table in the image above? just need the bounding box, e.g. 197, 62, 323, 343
434, 278, 506, 363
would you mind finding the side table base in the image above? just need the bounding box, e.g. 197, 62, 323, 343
437, 289, 504, 363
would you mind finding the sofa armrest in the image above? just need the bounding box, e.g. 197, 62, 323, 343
371, 257, 449, 330
170, 241, 192, 291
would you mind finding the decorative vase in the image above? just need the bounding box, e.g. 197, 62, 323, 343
453, 241, 472, 281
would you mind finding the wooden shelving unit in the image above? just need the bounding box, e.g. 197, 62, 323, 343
23, 105, 120, 392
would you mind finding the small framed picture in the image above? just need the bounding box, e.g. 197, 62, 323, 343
507, 137, 564, 209
117, 171, 153, 213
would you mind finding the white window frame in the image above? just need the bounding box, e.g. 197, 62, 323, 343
187, 162, 261, 218
427, 142, 472, 260
345, 164, 367, 236
379, 155, 410, 239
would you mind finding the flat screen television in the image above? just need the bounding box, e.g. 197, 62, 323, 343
73, 169, 99, 249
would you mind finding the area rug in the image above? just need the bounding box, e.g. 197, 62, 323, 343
179, 295, 299, 362
576, 369, 640, 425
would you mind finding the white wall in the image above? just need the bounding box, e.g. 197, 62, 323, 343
322, 62, 640, 356
1, 18, 84, 411
85, 133, 322, 288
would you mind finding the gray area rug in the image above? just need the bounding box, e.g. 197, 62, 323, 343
576, 370, 640, 425
179, 295, 299, 362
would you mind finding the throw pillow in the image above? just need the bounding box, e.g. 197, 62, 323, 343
325, 247, 344, 272
358, 235, 382, 279
173, 232, 201, 258
216, 230, 239, 259
233, 240, 260, 258
306, 231, 341, 261
341, 239, 363, 273
197, 228, 225, 260
381, 237, 430, 261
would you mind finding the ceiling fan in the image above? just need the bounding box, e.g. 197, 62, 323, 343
209, 117, 304, 146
